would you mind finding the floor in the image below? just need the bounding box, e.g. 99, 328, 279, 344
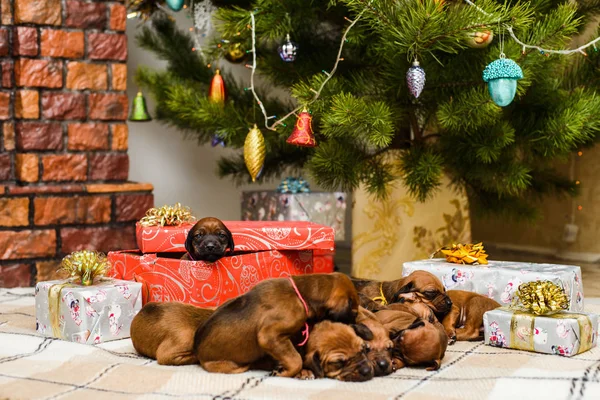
334, 245, 600, 297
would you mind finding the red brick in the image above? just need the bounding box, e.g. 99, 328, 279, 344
1, 0, 12, 25
115, 194, 154, 222
0, 92, 10, 120
66, 62, 107, 90
36, 261, 66, 283
42, 154, 87, 182
110, 4, 126, 31
61, 226, 136, 254
3, 122, 15, 150
15, 90, 39, 119
111, 64, 127, 91
34, 196, 111, 225
7, 184, 85, 194
66, 1, 106, 29
0, 154, 10, 180
0, 264, 33, 288
15, 59, 62, 88
88, 33, 127, 61
111, 124, 128, 150
15, 0, 61, 25
41, 29, 84, 58
0, 197, 29, 226
86, 183, 154, 193
0, 230, 56, 260
42, 92, 86, 121
13, 27, 38, 56
16, 122, 63, 150
2, 60, 13, 88
15, 153, 39, 183
89, 93, 128, 120
89, 154, 128, 181
0, 29, 8, 56
68, 123, 109, 150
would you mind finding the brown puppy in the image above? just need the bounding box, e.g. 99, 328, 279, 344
301, 321, 374, 382
442, 290, 501, 344
131, 302, 214, 365
182, 217, 235, 262
194, 273, 359, 377
376, 308, 447, 371
356, 307, 393, 376
352, 271, 453, 318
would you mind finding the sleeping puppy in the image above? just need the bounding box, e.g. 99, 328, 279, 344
442, 290, 501, 344
376, 308, 447, 371
356, 307, 394, 376
194, 273, 360, 377
353, 271, 453, 318
131, 302, 214, 365
182, 217, 235, 262
299, 321, 374, 382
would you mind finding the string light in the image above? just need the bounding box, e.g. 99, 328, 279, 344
578, 151, 583, 156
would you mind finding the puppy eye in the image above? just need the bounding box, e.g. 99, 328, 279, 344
330, 360, 346, 368
218, 232, 227, 238
423, 291, 437, 299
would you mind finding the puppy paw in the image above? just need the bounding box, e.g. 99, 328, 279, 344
391, 358, 405, 371
448, 335, 457, 345
295, 369, 315, 380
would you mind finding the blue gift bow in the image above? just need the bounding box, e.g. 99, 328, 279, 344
276, 177, 311, 194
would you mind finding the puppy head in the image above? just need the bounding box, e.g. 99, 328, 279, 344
391, 271, 453, 317
357, 307, 394, 376
184, 217, 234, 262
324, 273, 360, 324
391, 317, 447, 371
304, 321, 374, 382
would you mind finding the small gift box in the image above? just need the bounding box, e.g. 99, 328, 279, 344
483, 281, 598, 356
35, 251, 142, 344
403, 244, 584, 312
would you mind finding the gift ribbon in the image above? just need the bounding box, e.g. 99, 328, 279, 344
48, 282, 75, 339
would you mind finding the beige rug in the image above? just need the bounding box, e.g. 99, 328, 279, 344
1, 288, 599, 400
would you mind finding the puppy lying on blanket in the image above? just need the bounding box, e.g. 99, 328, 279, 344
194, 273, 360, 377
356, 307, 394, 376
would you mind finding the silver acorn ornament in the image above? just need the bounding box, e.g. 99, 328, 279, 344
407, 59, 426, 98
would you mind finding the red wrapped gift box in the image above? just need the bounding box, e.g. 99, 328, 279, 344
107, 249, 331, 307
136, 221, 335, 253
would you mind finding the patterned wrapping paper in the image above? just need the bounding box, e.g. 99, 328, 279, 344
107, 249, 332, 307
403, 258, 585, 312
241, 191, 347, 241
35, 279, 142, 344
484, 307, 598, 356
136, 220, 336, 253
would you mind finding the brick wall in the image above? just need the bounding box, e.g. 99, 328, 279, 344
0, 0, 154, 287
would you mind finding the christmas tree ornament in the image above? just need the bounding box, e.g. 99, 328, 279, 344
465, 30, 493, 48
406, 59, 426, 98
277, 177, 311, 194
211, 134, 226, 147
244, 124, 266, 182
129, 91, 152, 121
482, 57, 523, 107
208, 69, 227, 105
278, 34, 298, 62
286, 108, 316, 147
166, 0, 185, 12
224, 42, 247, 63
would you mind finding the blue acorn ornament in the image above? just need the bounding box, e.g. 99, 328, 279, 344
482, 57, 523, 107
166, 0, 185, 12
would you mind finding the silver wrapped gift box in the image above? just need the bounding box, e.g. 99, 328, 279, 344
483, 307, 598, 356
403, 258, 584, 312
35, 279, 142, 344
241, 191, 347, 241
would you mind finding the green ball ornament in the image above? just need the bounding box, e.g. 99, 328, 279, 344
482, 57, 523, 107
166, 0, 185, 11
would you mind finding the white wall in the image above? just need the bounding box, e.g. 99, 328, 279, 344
125, 13, 351, 246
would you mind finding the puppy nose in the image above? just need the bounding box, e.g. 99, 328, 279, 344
359, 364, 372, 376
445, 298, 453, 307
205, 243, 216, 251
377, 359, 389, 371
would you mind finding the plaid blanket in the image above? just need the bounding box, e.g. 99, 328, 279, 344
1, 288, 600, 400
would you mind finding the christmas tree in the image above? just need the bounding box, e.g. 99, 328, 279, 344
133, 0, 600, 218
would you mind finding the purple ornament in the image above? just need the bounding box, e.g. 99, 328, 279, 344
211, 134, 225, 147
407, 60, 426, 98
278, 34, 298, 62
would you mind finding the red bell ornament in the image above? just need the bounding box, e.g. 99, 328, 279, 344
286, 109, 316, 147
208, 69, 226, 105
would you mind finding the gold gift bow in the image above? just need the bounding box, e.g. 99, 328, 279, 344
431, 242, 488, 265
59, 250, 110, 286
512, 281, 569, 316
138, 203, 197, 227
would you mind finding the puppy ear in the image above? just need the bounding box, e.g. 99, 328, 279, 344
184, 229, 194, 257
389, 329, 401, 341
351, 323, 374, 341
425, 359, 441, 371
391, 282, 414, 302
223, 225, 235, 254
305, 352, 324, 378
